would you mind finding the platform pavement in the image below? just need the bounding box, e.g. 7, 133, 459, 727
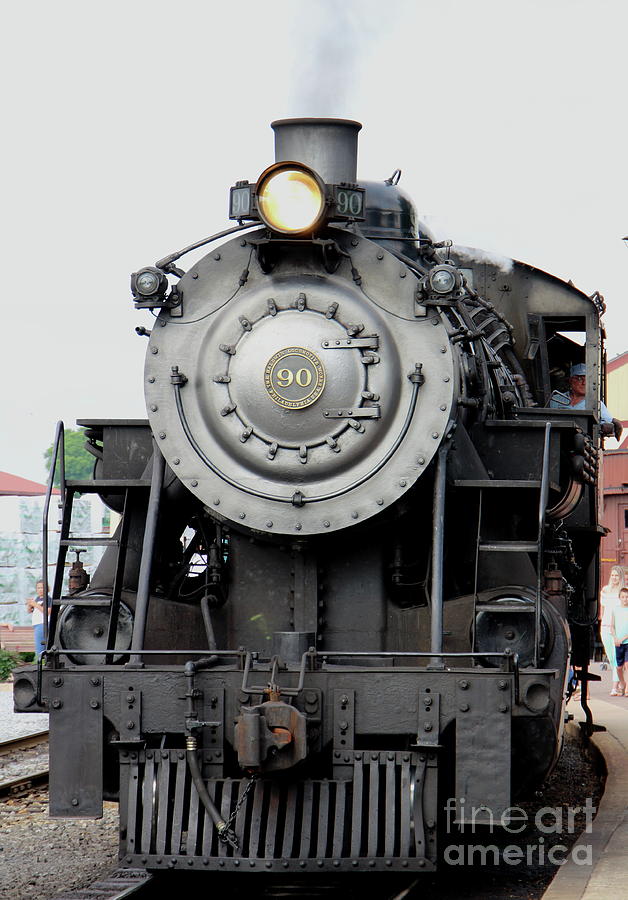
542, 665, 628, 899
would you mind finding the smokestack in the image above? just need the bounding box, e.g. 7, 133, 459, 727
271, 118, 362, 184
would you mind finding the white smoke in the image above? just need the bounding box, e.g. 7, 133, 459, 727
454, 245, 515, 273
287, 0, 408, 116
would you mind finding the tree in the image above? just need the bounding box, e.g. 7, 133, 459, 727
43, 427, 95, 487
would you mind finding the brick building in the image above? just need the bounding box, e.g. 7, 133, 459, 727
600, 351, 628, 584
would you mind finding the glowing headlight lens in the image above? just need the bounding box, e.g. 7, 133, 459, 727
257, 167, 325, 234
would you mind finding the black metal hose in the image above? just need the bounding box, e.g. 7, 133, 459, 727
186, 737, 238, 848
183, 657, 239, 848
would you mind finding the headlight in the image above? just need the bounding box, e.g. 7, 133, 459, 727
256, 163, 326, 235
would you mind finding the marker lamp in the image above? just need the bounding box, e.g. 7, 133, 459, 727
131, 266, 168, 299
256, 163, 326, 235
429, 266, 458, 295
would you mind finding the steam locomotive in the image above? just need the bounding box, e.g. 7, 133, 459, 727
14, 118, 605, 874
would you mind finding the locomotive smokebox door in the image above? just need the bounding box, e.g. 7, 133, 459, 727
144, 231, 455, 536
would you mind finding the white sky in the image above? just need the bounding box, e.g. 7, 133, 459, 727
3, 0, 627, 483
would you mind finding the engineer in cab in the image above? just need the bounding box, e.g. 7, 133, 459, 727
550, 363, 622, 441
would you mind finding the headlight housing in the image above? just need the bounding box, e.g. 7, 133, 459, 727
131, 266, 168, 300
255, 163, 327, 235
428, 264, 461, 295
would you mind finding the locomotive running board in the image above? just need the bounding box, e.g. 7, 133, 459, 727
119, 750, 437, 872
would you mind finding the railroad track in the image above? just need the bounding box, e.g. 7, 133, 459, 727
0, 729, 49, 797
45, 870, 417, 900
0, 729, 48, 753
46, 868, 152, 900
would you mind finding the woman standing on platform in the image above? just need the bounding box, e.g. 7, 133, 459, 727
601, 566, 625, 695
25, 579, 48, 659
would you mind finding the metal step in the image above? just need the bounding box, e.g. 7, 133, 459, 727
52, 597, 112, 607
454, 479, 541, 489
478, 541, 538, 552
65, 479, 151, 491
59, 537, 119, 546
475, 603, 535, 613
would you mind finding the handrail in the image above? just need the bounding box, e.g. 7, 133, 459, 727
42, 421, 65, 646
129, 445, 166, 662
535, 422, 552, 667
430, 444, 449, 666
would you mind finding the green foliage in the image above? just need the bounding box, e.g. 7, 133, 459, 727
0, 649, 21, 682
43, 427, 95, 488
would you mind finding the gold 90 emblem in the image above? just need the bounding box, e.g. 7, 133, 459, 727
264, 347, 326, 409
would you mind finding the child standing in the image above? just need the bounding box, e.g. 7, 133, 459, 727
601, 566, 624, 695
610, 587, 628, 697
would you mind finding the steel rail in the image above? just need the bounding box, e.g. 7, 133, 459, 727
0, 769, 48, 798
42, 868, 152, 900
0, 731, 48, 754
